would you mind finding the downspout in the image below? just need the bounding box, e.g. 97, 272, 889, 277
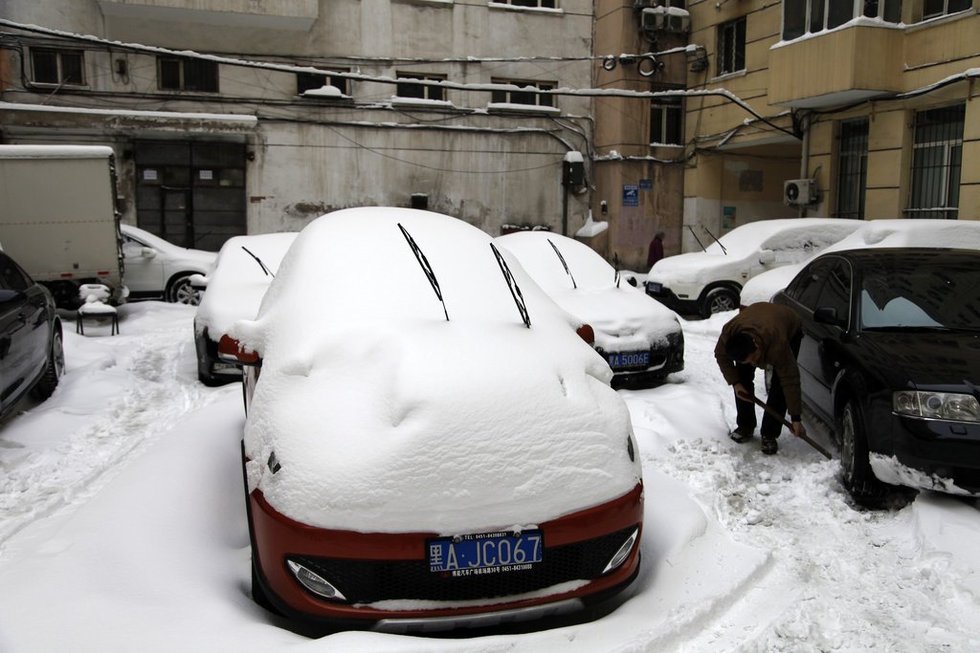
798, 111, 811, 218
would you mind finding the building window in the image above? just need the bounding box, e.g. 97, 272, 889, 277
835, 119, 868, 220
783, 0, 901, 40
158, 57, 219, 92
31, 48, 85, 85
490, 79, 555, 107
297, 70, 350, 96
493, 0, 558, 8
717, 17, 745, 75
650, 90, 683, 145
922, 0, 971, 19
395, 73, 446, 101
907, 104, 964, 220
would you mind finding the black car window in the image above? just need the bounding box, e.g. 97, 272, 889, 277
787, 258, 837, 310
815, 260, 851, 322
859, 254, 980, 330
0, 254, 31, 292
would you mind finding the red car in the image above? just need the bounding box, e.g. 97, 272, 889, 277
220, 208, 643, 631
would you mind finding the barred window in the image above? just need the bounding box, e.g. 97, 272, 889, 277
717, 18, 745, 75
835, 119, 868, 220
297, 70, 350, 96
907, 104, 964, 220
493, 0, 558, 8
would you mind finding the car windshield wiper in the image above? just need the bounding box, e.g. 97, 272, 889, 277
547, 238, 577, 289
398, 223, 449, 322
862, 325, 954, 332
490, 243, 531, 328
686, 225, 707, 252
702, 226, 727, 255
241, 246, 274, 278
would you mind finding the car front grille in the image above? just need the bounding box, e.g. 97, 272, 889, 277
289, 525, 637, 604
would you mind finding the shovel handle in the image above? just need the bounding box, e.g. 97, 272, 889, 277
748, 395, 832, 460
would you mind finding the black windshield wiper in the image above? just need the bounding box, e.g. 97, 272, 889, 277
702, 226, 727, 255
490, 243, 531, 328
398, 223, 449, 322
547, 238, 577, 289
686, 225, 707, 252
241, 246, 274, 278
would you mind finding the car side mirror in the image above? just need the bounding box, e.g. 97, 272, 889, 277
758, 250, 776, 266
0, 289, 24, 305
141, 247, 157, 258
814, 306, 844, 327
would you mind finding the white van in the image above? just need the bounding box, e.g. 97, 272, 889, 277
645, 218, 863, 317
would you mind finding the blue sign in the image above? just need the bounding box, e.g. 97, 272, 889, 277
622, 185, 639, 207
639, 179, 653, 190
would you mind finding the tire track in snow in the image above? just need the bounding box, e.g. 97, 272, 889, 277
0, 320, 225, 552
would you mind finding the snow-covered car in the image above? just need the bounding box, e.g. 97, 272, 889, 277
646, 218, 863, 317
120, 224, 216, 305
0, 250, 63, 421
220, 207, 643, 630
772, 248, 980, 505
495, 231, 683, 388
192, 232, 297, 386
740, 219, 980, 306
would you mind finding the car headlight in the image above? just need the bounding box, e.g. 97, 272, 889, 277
893, 391, 980, 423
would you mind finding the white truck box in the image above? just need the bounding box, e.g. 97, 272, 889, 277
0, 145, 125, 308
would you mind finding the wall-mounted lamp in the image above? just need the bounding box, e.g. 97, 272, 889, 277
600, 200, 608, 216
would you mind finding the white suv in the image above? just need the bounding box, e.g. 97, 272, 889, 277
645, 218, 863, 317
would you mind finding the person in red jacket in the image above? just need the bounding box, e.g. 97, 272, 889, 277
646, 231, 664, 269
714, 302, 807, 455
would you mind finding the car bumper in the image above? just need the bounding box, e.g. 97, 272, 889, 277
868, 405, 980, 494
600, 332, 684, 390
644, 283, 700, 315
247, 482, 644, 630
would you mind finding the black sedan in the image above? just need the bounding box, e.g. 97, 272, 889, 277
773, 248, 980, 505
0, 250, 64, 422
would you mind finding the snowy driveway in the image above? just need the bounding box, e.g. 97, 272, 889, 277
0, 303, 977, 651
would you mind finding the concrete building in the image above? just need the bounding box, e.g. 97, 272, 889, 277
0, 0, 597, 250
680, 0, 979, 252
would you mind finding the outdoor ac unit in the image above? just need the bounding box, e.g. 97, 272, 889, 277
641, 7, 691, 34
784, 178, 817, 206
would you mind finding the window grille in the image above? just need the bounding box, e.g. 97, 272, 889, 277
717, 18, 745, 75
907, 104, 964, 220
395, 74, 446, 101
491, 79, 555, 107
835, 119, 868, 220
297, 71, 349, 96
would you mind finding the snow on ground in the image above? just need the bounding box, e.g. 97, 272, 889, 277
0, 303, 978, 651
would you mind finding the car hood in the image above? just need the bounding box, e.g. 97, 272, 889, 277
242, 321, 639, 534
647, 251, 750, 288
550, 286, 681, 350
855, 331, 980, 391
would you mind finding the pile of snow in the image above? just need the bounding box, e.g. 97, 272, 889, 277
740, 219, 980, 305
234, 208, 639, 533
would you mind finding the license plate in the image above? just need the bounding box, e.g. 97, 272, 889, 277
646, 282, 662, 294
608, 351, 651, 370
428, 530, 543, 574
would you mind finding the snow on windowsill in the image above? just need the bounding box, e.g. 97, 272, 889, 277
487, 102, 561, 115
390, 97, 456, 109
487, 2, 563, 15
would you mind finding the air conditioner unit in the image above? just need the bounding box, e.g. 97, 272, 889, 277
784, 178, 818, 206
641, 7, 691, 34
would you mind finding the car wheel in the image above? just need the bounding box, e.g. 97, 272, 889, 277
31, 329, 65, 401
699, 287, 739, 317
165, 274, 201, 305
839, 399, 888, 505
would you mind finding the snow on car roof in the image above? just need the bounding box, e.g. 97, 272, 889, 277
194, 232, 297, 339
234, 208, 639, 534
495, 231, 680, 347
649, 218, 864, 286
740, 219, 980, 305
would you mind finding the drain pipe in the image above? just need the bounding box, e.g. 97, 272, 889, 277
798, 111, 811, 218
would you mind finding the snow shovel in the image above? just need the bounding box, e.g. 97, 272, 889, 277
749, 395, 832, 460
